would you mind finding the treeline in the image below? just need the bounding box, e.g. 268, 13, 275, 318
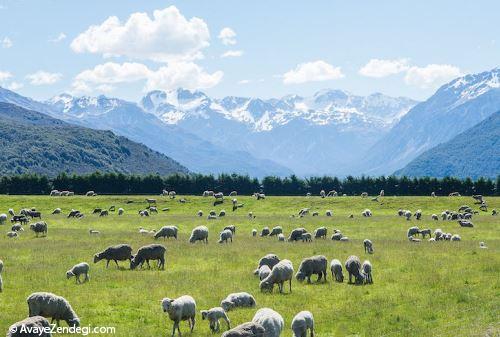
0, 172, 498, 196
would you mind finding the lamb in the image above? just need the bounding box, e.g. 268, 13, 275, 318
419, 229, 432, 238
161, 295, 196, 337
407, 226, 420, 238
7, 316, 52, 337
253, 254, 280, 275
260, 259, 294, 293
269, 226, 283, 236
291, 311, 315, 337
27, 292, 80, 327
296, 255, 327, 283
330, 259, 344, 282
221, 322, 265, 337
189, 226, 209, 244
252, 308, 284, 337
154, 226, 178, 240
277, 233, 285, 242
260, 227, 270, 237
0, 259, 3, 292
345, 255, 364, 284
431, 214, 439, 221
219, 229, 233, 244
93, 244, 132, 268
363, 239, 374, 254
258, 265, 272, 281
130, 244, 166, 270
361, 260, 373, 284
314, 227, 327, 239
220, 292, 256, 311
201, 307, 231, 333
86, 190, 96, 196
66, 262, 90, 284
301, 233, 312, 242
30, 221, 48, 237
288, 228, 307, 242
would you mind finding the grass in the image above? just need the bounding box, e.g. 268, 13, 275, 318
0, 195, 499, 337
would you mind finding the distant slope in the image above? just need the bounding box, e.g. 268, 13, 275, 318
0, 102, 188, 176
395, 111, 500, 179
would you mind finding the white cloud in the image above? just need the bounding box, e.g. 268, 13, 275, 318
221, 50, 243, 58
1, 37, 12, 48
0, 70, 13, 82
7, 81, 23, 90
218, 27, 236, 45
145, 62, 223, 91
238, 79, 251, 85
405, 64, 462, 89
283, 60, 344, 84
26, 71, 62, 85
71, 6, 210, 62
96, 84, 115, 93
359, 58, 409, 78
50, 32, 67, 43
75, 62, 150, 84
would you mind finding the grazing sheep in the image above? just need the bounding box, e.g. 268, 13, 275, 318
363, 239, 374, 254
224, 225, 236, 235
230, 191, 237, 196
407, 226, 420, 238
149, 206, 158, 214
118, 208, 124, 215
405, 210, 412, 221
154, 226, 178, 240
492, 209, 498, 216
314, 227, 327, 239
89, 229, 100, 235
189, 226, 209, 244
415, 210, 422, 220
419, 229, 432, 239
345, 255, 364, 284
331, 232, 343, 241
99, 210, 108, 217
27, 292, 80, 327
221, 292, 256, 311
219, 210, 226, 217
434, 229, 443, 240
258, 227, 270, 237
451, 234, 461, 242
431, 214, 438, 221
11, 223, 24, 232
458, 220, 474, 227
298, 208, 310, 217
0, 259, 3, 292
221, 322, 265, 337
254, 254, 280, 275
277, 233, 285, 242
66, 262, 90, 284
139, 210, 150, 217
312, 211, 319, 216
269, 226, 283, 236
260, 259, 294, 293
296, 255, 327, 283
301, 233, 312, 242
201, 307, 231, 333
67, 210, 82, 218
7, 316, 52, 337
252, 229, 257, 237
93, 244, 132, 268
362, 260, 373, 284
214, 192, 224, 199
361, 192, 368, 198
7, 231, 18, 238
330, 259, 344, 282
325, 210, 333, 217
86, 190, 96, 196
327, 190, 338, 197
0, 213, 7, 224
288, 228, 307, 242
30, 221, 48, 237
207, 214, 217, 220
258, 265, 272, 281
219, 229, 233, 244
362, 209, 372, 217
291, 311, 315, 337
131, 244, 166, 270
449, 192, 461, 197
252, 308, 284, 337
146, 198, 157, 205
161, 295, 196, 337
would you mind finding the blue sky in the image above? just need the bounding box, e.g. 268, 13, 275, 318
0, 0, 498, 101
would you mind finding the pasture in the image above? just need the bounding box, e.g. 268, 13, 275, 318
0, 195, 499, 337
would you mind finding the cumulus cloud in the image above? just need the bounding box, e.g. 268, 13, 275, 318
0, 70, 12, 82
145, 62, 223, 91
26, 71, 62, 85
218, 27, 236, 45
283, 60, 344, 84
359, 58, 409, 78
74, 62, 150, 84
221, 50, 243, 58
1, 37, 12, 48
7, 81, 23, 90
405, 64, 462, 89
70, 6, 210, 62
50, 32, 67, 43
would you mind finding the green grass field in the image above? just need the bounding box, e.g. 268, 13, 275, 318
0, 195, 499, 337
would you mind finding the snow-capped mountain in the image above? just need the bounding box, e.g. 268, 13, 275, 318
353, 67, 500, 175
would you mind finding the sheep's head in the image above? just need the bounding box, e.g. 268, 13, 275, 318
161, 298, 174, 313
68, 317, 80, 327
130, 256, 139, 270
66, 271, 74, 279
93, 254, 101, 263
259, 281, 273, 293
200, 310, 208, 320
221, 300, 232, 311
295, 272, 306, 282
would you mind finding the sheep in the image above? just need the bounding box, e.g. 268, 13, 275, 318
118, 208, 124, 215
312, 211, 319, 216
149, 206, 159, 214
86, 190, 96, 196
66, 262, 90, 283
431, 214, 438, 221
11, 223, 24, 232
221, 322, 265, 337
298, 208, 310, 217
50, 208, 62, 215
277, 233, 285, 242
441, 211, 448, 220
7, 316, 52, 337
331, 232, 343, 241
480, 242, 487, 249
492, 209, 498, 216
197, 210, 203, 217
327, 190, 337, 197
252, 229, 257, 237
407, 226, 420, 238
207, 214, 217, 220
340, 236, 349, 242
161, 295, 196, 337
189, 226, 209, 244
458, 220, 474, 227
30, 221, 48, 237
201, 307, 231, 333
89, 229, 100, 235
288, 228, 307, 242
363, 239, 374, 254
258, 265, 272, 281
330, 259, 344, 282
0, 213, 7, 224
0, 259, 3, 292
220, 292, 256, 311
7, 231, 18, 238
325, 210, 333, 217
260, 227, 270, 237
253, 254, 280, 275
415, 210, 422, 220
397, 209, 405, 216
130, 244, 166, 270
260, 259, 294, 293
362, 260, 373, 284
219, 229, 233, 244
67, 210, 82, 218
296, 255, 327, 283
301, 233, 312, 242
146, 198, 157, 205
269, 226, 283, 236
451, 234, 461, 242
434, 229, 443, 240
314, 227, 327, 239
291, 311, 315, 337
449, 192, 461, 197
93, 244, 132, 268
224, 225, 236, 235
154, 226, 178, 240
139, 210, 150, 217
319, 190, 326, 198
27, 292, 80, 327
99, 210, 109, 217
419, 229, 432, 239
345, 255, 364, 284
252, 308, 284, 337
229, 191, 237, 196
408, 236, 422, 242
361, 192, 368, 198
362, 209, 372, 217
219, 210, 226, 217
405, 210, 412, 220
50, 189, 60, 196
214, 192, 224, 199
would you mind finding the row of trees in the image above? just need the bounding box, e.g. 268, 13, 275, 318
0, 172, 498, 196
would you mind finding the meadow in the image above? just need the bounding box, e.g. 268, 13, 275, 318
0, 195, 499, 337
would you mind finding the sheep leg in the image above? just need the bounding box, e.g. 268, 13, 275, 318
106, 260, 110, 268
146, 260, 151, 269
76, 275, 80, 284
349, 273, 352, 284
171, 321, 178, 337
224, 315, 231, 330
310, 327, 315, 337
289, 278, 292, 292
317, 273, 322, 282
114, 260, 119, 268
190, 317, 195, 332
307, 276, 311, 284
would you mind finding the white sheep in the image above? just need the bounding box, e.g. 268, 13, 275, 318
66, 262, 90, 284
7, 316, 52, 337
27, 292, 80, 327
260, 259, 294, 293
363, 239, 374, 254
161, 295, 196, 337
7, 231, 18, 238
252, 308, 284, 337
330, 259, 344, 282
325, 210, 333, 217
258, 265, 271, 281
189, 226, 209, 244
220, 292, 256, 311
451, 234, 461, 241
479, 242, 487, 249
0, 213, 8, 223
277, 233, 285, 242
301, 233, 312, 242
219, 229, 233, 244
201, 307, 231, 333
362, 260, 373, 284
118, 208, 124, 215
221, 322, 265, 337
431, 214, 439, 221
252, 229, 257, 237
291, 311, 315, 337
